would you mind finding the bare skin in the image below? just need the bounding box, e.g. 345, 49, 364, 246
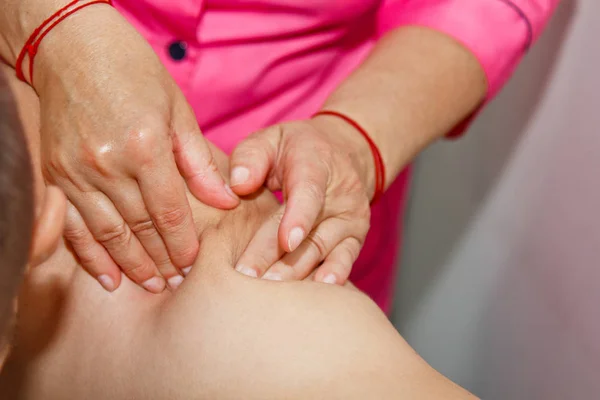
0, 64, 476, 400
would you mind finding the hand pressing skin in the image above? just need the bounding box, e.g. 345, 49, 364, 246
229, 115, 373, 285
17, 5, 240, 293
228, 27, 490, 285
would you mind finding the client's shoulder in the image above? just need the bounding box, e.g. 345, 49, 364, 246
157, 263, 412, 399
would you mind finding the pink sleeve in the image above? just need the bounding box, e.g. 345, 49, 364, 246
376, 0, 560, 137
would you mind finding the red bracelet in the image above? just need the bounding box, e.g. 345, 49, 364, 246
16, 0, 113, 85
313, 110, 386, 205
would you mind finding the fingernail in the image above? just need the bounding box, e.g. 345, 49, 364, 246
263, 271, 283, 281
98, 274, 116, 292
235, 264, 258, 278
168, 275, 184, 290
230, 167, 250, 187
182, 266, 192, 276
224, 184, 239, 200
322, 273, 337, 285
141, 276, 166, 293
287, 227, 305, 252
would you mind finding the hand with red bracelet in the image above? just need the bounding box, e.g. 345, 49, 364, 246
1, 1, 240, 293
229, 112, 380, 285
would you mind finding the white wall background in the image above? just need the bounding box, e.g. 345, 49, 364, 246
391, 1, 600, 398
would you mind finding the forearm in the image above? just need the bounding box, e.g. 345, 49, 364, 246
319, 26, 487, 193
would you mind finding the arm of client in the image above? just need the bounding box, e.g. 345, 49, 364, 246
0, 63, 476, 400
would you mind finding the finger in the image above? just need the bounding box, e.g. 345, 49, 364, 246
173, 127, 239, 209
313, 237, 361, 285
71, 190, 166, 293
105, 181, 183, 290
63, 202, 121, 292
262, 217, 361, 282
277, 154, 329, 253
303, 269, 318, 281
137, 161, 199, 274
304, 268, 358, 291
229, 126, 280, 195
234, 207, 285, 279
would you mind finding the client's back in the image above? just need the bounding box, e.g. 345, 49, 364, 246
3, 191, 435, 400
0, 65, 474, 400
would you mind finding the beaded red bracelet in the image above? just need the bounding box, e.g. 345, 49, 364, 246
16, 0, 113, 84
313, 110, 386, 205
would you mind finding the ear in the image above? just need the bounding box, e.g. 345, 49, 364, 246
29, 186, 67, 267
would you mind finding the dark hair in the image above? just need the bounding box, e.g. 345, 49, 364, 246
0, 75, 34, 339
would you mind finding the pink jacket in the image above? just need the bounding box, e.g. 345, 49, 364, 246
113, 0, 558, 312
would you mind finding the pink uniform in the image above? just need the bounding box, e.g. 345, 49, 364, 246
112, 0, 558, 313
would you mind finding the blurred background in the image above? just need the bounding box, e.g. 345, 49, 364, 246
391, 0, 600, 398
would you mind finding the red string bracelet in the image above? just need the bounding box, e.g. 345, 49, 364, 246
313, 110, 386, 205
15, 0, 113, 85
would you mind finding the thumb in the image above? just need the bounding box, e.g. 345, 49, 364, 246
173, 126, 239, 209
229, 126, 282, 196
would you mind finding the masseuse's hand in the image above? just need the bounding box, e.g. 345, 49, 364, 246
33, 6, 239, 293
229, 115, 372, 285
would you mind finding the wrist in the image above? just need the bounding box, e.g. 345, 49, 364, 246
9, 1, 118, 91
311, 113, 377, 202
0, 0, 79, 66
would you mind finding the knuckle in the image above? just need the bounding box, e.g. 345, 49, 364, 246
154, 260, 179, 279
129, 218, 157, 238
43, 152, 82, 187
47, 141, 112, 181
65, 234, 102, 266
71, 244, 106, 269
343, 237, 363, 262
204, 154, 219, 174
154, 256, 176, 271
305, 230, 328, 258
95, 222, 131, 248
78, 142, 114, 177
123, 260, 155, 277
78, 252, 102, 269
63, 225, 89, 244
185, 154, 219, 182
168, 244, 199, 267
302, 180, 325, 205
346, 214, 370, 242
126, 124, 169, 165
153, 207, 189, 233
43, 151, 67, 178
